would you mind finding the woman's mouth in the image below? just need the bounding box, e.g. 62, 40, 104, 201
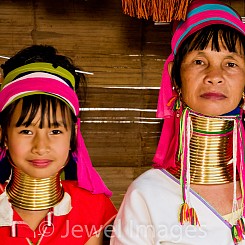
200, 92, 227, 100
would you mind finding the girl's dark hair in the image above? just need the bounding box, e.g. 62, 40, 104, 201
0, 45, 83, 182
171, 24, 245, 89
1, 44, 86, 92
0, 95, 77, 152
0, 44, 87, 150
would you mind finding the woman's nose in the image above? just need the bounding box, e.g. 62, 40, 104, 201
204, 65, 224, 85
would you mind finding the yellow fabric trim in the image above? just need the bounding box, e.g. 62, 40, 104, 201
223, 208, 242, 225
2, 62, 75, 89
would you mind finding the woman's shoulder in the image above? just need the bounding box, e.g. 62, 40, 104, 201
131, 168, 177, 187
116, 169, 182, 223
126, 168, 180, 197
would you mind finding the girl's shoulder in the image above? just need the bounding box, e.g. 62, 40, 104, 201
61, 180, 116, 209
0, 182, 7, 195
61, 180, 106, 199
61, 180, 117, 225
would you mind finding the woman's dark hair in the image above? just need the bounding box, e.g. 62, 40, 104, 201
171, 24, 245, 89
0, 95, 77, 152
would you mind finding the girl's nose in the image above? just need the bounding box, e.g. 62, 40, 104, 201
31, 132, 50, 155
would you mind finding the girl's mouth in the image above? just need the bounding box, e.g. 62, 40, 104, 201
29, 159, 52, 168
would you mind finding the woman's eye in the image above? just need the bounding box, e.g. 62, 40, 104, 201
227, 62, 237, 68
20, 130, 32, 135
194, 60, 204, 65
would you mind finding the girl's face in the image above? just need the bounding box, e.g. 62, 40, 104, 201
5, 101, 72, 179
179, 38, 245, 116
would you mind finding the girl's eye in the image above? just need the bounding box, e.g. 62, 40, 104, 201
194, 60, 204, 65
51, 130, 62, 135
20, 130, 32, 135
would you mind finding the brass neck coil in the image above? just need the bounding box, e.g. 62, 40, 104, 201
169, 112, 236, 184
6, 167, 64, 210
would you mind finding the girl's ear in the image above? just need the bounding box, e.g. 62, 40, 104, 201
75, 123, 78, 137
72, 123, 78, 151
0, 128, 7, 149
4, 139, 8, 150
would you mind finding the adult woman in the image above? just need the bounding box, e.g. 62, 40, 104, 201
111, 0, 245, 244
0, 45, 117, 244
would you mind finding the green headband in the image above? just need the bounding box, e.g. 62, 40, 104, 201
2, 62, 76, 89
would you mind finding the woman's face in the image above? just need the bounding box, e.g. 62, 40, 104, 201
179, 38, 245, 116
5, 101, 72, 179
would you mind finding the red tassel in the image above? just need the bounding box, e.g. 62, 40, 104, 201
179, 203, 200, 226
231, 218, 245, 243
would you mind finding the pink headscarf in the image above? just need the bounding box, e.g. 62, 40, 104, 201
153, 0, 245, 168
0, 64, 112, 197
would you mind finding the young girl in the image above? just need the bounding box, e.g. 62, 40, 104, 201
111, 0, 245, 244
0, 45, 117, 245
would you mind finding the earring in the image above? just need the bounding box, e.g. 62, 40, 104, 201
173, 87, 181, 116
177, 88, 182, 107
173, 86, 181, 97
